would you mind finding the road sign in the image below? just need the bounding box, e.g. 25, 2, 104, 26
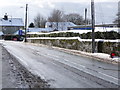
18, 30, 23, 36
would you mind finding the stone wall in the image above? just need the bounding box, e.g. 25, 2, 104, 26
27, 38, 120, 56
102, 42, 120, 56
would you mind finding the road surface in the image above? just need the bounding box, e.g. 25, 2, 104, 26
1, 41, 119, 88
1, 44, 49, 88
0, 42, 2, 89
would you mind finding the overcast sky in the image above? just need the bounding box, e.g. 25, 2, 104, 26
0, 0, 119, 24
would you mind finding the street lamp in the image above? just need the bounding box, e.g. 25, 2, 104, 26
24, 4, 28, 42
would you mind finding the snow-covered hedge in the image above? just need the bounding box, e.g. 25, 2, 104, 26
27, 31, 120, 39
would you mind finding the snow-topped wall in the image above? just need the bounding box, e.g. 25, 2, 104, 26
27, 37, 120, 57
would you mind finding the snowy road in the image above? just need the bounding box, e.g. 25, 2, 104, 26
1, 41, 119, 88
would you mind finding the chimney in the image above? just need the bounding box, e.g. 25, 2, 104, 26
3, 13, 8, 20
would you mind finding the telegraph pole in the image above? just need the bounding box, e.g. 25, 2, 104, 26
85, 8, 87, 25
91, 0, 95, 53
118, 1, 120, 27
24, 4, 28, 42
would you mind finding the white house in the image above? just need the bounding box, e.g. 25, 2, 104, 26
0, 14, 24, 35
45, 22, 76, 31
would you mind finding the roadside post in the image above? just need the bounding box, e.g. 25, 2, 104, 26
97, 40, 104, 53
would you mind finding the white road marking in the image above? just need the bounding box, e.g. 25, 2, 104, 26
98, 72, 118, 81
39, 52, 118, 82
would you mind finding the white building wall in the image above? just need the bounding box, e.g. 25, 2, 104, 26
45, 22, 76, 31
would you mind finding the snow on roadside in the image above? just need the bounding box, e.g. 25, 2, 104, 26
62, 48, 119, 63
58, 48, 120, 64
92, 53, 119, 62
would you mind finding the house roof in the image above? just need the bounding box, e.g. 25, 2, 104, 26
28, 28, 50, 32
0, 18, 24, 26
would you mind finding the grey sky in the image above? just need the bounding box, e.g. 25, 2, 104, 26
0, 0, 119, 24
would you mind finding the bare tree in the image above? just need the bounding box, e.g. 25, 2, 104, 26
34, 13, 47, 28
48, 9, 64, 22
64, 13, 85, 25
113, 13, 120, 27
113, 1, 120, 27
29, 22, 35, 28
48, 9, 65, 30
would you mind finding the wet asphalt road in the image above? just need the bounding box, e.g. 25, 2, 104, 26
0, 43, 2, 89
1, 41, 119, 88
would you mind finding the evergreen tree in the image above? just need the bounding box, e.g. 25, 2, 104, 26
29, 22, 35, 28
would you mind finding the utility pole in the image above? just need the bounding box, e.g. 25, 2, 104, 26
91, 0, 95, 53
118, 1, 120, 27
24, 4, 28, 42
85, 8, 87, 25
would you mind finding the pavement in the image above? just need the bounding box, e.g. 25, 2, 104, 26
0, 40, 119, 88
1, 44, 28, 88
1, 43, 49, 88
